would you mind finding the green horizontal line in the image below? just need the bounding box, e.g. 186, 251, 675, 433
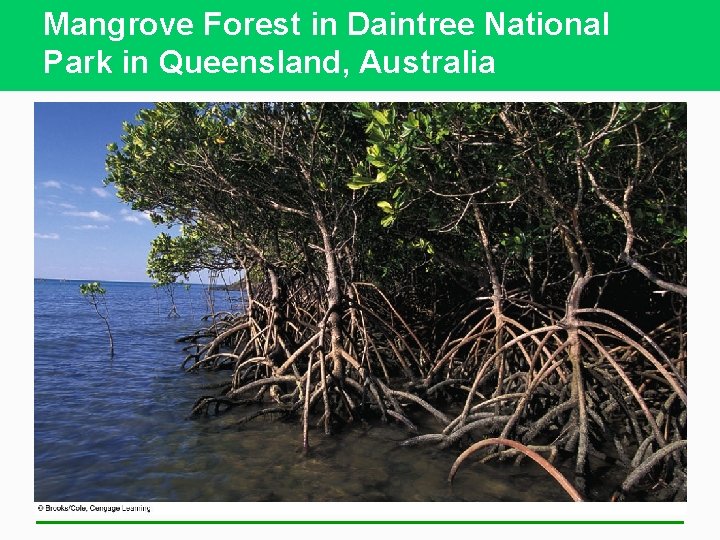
36, 520, 684, 525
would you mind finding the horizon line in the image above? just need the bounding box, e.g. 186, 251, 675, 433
34, 277, 207, 285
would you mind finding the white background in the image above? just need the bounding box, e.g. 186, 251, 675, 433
3, 92, 714, 540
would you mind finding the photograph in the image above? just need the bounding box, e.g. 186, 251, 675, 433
34, 102, 687, 504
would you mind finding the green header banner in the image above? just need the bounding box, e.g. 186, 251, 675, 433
2, 0, 716, 90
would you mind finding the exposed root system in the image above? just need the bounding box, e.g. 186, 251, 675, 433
179, 282, 686, 501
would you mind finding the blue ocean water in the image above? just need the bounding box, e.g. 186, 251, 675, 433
34, 279, 566, 502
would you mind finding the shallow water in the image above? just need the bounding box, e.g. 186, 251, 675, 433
35, 279, 568, 502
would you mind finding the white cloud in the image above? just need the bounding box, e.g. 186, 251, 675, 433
71, 224, 110, 230
121, 208, 152, 224
35, 232, 60, 240
63, 210, 112, 221
69, 184, 86, 194
37, 200, 76, 210
123, 215, 144, 224
91, 187, 109, 198
42, 180, 61, 189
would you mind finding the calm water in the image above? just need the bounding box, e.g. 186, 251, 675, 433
35, 279, 568, 502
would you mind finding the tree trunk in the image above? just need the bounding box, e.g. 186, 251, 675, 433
467, 192, 505, 401
314, 207, 344, 378
565, 274, 590, 476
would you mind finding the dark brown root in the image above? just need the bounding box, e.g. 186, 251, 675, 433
621, 440, 687, 494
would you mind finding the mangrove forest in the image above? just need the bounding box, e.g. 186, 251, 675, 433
105, 102, 687, 501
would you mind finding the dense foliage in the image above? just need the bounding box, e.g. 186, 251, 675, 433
106, 102, 686, 501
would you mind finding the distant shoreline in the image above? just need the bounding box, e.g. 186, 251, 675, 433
34, 277, 205, 286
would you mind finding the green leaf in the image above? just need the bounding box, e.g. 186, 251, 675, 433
347, 177, 376, 190
380, 215, 395, 227
372, 110, 390, 126
376, 201, 394, 214
80, 282, 107, 296
367, 125, 386, 143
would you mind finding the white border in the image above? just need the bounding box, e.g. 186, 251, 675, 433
7, 91, 715, 539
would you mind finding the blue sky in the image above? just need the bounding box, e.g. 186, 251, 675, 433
34, 102, 167, 282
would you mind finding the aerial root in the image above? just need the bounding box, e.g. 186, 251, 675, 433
448, 437, 584, 502
522, 398, 577, 443
621, 440, 687, 494
386, 388, 451, 426
479, 444, 558, 465
175, 285, 685, 501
